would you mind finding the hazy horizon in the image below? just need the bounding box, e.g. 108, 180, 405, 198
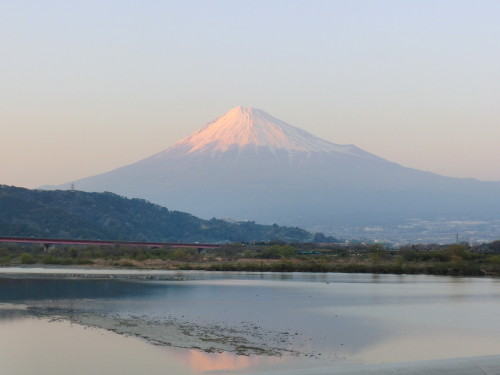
2, 1, 499, 188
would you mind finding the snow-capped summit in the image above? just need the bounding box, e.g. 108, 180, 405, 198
160, 106, 373, 161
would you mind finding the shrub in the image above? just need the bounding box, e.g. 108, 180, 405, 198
41, 255, 61, 265
119, 261, 135, 268
134, 252, 151, 261
242, 249, 254, 258
168, 249, 195, 261
0, 255, 12, 264
262, 245, 296, 259
75, 258, 94, 265
487, 255, 500, 264
20, 253, 36, 264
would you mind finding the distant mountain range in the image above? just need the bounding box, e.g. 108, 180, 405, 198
45, 106, 500, 238
0, 185, 312, 242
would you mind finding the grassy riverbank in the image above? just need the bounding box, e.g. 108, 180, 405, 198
1, 242, 500, 277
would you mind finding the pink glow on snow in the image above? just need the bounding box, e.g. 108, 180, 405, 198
172, 106, 362, 156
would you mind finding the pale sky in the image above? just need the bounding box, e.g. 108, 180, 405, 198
1, 0, 499, 188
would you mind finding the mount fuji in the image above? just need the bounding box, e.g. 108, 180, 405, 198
49, 106, 500, 236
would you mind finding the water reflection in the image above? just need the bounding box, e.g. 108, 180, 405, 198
176, 350, 283, 373
0, 318, 195, 375
0, 317, 294, 375
1, 270, 500, 373
0, 278, 167, 301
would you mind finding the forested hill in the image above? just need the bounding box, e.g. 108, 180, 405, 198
0, 185, 312, 243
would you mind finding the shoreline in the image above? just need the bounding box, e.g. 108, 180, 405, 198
2, 241, 500, 278
1, 263, 499, 279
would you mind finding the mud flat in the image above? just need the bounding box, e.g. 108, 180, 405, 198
3, 305, 308, 358
67, 313, 304, 357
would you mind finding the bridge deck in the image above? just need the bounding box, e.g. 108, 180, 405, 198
0, 236, 220, 248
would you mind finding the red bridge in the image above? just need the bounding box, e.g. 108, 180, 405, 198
0, 236, 221, 249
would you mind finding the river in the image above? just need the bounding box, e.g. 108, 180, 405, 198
1, 268, 500, 374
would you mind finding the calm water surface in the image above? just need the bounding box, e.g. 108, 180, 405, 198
1, 269, 500, 374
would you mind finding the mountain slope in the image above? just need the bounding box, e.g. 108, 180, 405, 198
0, 185, 311, 242
48, 107, 500, 230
